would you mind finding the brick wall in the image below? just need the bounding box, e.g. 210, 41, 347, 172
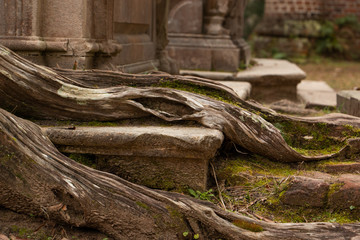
324, 0, 360, 20
264, 0, 324, 20
264, 0, 360, 21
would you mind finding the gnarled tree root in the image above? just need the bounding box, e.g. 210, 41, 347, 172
1, 109, 360, 239
1, 44, 360, 163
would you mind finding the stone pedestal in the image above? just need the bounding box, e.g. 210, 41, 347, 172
167, 0, 250, 72
167, 33, 239, 71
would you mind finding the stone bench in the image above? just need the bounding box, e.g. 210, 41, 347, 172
43, 126, 224, 191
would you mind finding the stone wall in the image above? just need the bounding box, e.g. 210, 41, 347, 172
264, 0, 360, 21
253, 0, 360, 59
264, 0, 324, 20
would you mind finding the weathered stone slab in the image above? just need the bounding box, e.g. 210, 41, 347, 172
328, 174, 360, 209
217, 81, 251, 100
43, 126, 224, 190
181, 58, 306, 102
337, 90, 360, 117
297, 80, 337, 109
236, 58, 306, 102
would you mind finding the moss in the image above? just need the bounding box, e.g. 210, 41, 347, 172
152, 80, 240, 106
343, 124, 360, 138
316, 159, 358, 170
15, 173, 25, 182
83, 121, 118, 127
273, 120, 351, 156
232, 219, 263, 232
67, 153, 97, 169
166, 206, 186, 229
10, 225, 52, 240
167, 206, 182, 220
218, 155, 297, 183
253, 201, 358, 223
136, 201, 150, 210
327, 182, 345, 197
141, 177, 177, 191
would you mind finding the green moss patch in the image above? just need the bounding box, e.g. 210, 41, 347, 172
272, 120, 360, 156
253, 202, 358, 223
215, 154, 360, 224
232, 219, 263, 232
153, 80, 240, 106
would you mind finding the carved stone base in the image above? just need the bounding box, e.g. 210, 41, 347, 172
167, 33, 240, 72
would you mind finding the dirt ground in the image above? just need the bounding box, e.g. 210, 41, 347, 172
299, 59, 360, 91
0, 207, 111, 240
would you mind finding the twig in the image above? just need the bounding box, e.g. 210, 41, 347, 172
232, 142, 248, 154
252, 212, 275, 223
210, 162, 226, 210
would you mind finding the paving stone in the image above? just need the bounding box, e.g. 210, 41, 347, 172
236, 58, 306, 84
297, 80, 337, 109
217, 81, 251, 100
337, 90, 360, 117
236, 58, 306, 102
281, 176, 329, 207
44, 126, 224, 190
328, 174, 360, 209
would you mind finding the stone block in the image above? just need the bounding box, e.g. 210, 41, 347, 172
297, 80, 337, 109
168, 46, 212, 70
281, 176, 329, 207
337, 91, 360, 117
167, 34, 240, 72
212, 48, 240, 72
43, 126, 224, 191
328, 174, 360, 209
236, 58, 306, 102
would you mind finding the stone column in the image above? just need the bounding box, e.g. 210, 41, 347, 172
226, 0, 251, 66
156, 0, 179, 74
203, 0, 230, 35
167, 0, 250, 72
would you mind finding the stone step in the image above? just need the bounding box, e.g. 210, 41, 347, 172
297, 80, 337, 109
337, 90, 360, 117
43, 126, 224, 191
321, 162, 360, 174
236, 58, 306, 102
279, 173, 360, 210
181, 58, 306, 103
